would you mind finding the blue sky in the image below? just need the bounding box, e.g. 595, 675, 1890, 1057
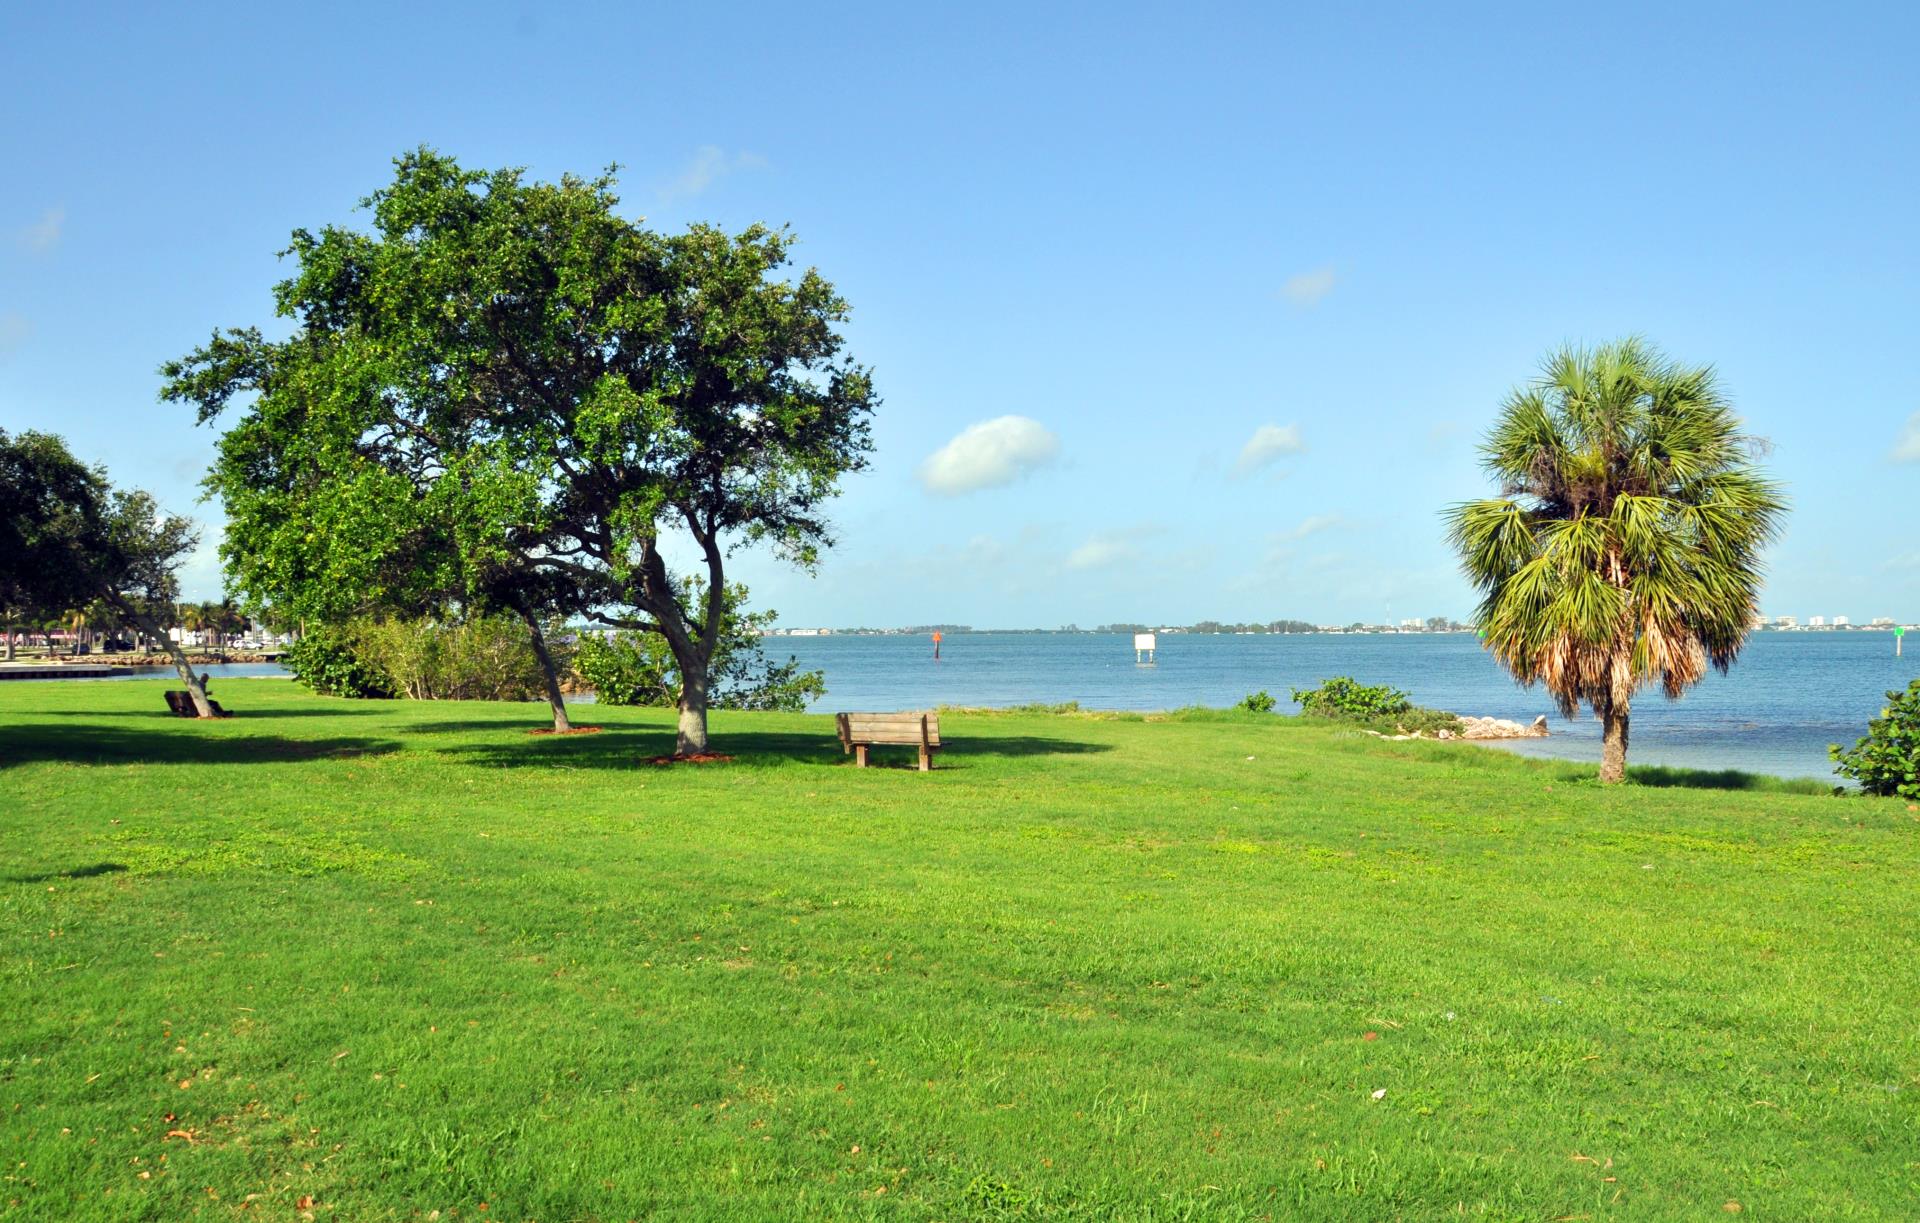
3, 2, 1916, 628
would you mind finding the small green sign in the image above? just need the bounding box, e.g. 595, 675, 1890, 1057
1898, 625, 1908, 637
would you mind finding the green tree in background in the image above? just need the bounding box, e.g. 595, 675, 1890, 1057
1445, 339, 1786, 782
2, 429, 99, 662
163, 149, 875, 750
0, 429, 222, 715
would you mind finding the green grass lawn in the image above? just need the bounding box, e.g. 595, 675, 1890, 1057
3, 679, 1916, 1220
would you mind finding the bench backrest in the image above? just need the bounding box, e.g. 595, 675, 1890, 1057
837, 711, 941, 747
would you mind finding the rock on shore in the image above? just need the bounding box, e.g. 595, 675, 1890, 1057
6, 651, 283, 667
1440, 715, 1549, 740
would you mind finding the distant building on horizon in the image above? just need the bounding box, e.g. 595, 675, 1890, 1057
1809, 616, 1828, 627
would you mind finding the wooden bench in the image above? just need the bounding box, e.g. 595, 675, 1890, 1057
164, 690, 229, 718
836, 711, 941, 771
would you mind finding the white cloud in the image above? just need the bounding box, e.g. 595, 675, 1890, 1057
1248, 516, 1340, 572
1894, 412, 1920, 463
1279, 265, 1336, 307
17, 207, 63, 253
0, 312, 28, 357
1231, 423, 1305, 477
918, 415, 1060, 495
1063, 525, 1193, 576
1066, 533, 1137, 571
659, 146, 768, 202
1283, 513, 1341, 540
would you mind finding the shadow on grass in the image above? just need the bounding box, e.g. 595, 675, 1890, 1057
438, 727, 1115, 770
0, 724, 401, 770
203, 705, 394, 719
1629, 764, 1831, 795
31, 705, 390, 720
402, 718, 581, 735
4, 862, 128, 883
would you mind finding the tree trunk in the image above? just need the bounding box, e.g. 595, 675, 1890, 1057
128, 607, 215, 717
1599, 700, 1630, 783
4, 628, 13, 662
676, 659, 710, 756
160, 633, 214, 717
519, 611, 572, 732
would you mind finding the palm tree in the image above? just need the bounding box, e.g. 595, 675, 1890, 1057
198, 601, 227, 657
1445, 339, 1787, 783
178, 603, 206, 652
202, 599, 241, 659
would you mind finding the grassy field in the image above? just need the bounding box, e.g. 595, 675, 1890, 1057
3, 679, 1916, 1220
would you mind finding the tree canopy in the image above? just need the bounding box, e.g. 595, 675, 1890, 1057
163, 149, 876, 748
1, 428, 106, 624
1445, 338, 1786, 781
0, 429, 220, 714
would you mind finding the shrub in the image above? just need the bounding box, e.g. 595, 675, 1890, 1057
573, 631, 677, 708
1291, 677, 1412, 722
1395, 706, 1466, 737
575, 628, 824, 712
283, 613, 564, 702
356, 615, 559, 702
1289, 676, 1461, 736
1830, 680, 1920, 798
574, 586, 825, 714
283, 629, 394, 699
1237, 690, 1278, 713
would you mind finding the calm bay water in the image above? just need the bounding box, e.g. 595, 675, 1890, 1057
769, 631, 1918, 782
71, 634, 1917, 782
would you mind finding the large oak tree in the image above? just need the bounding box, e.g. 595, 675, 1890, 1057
164, 150, 875, 750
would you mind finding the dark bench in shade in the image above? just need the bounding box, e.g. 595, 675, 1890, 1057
164, 690, 229, 718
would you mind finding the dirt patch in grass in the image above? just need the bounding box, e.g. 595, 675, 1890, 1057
645, 751, 735, 765
527, 726, 604, 736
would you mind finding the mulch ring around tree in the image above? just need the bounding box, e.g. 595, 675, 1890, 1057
645, 752, 736, 766
527, 726, 605, 736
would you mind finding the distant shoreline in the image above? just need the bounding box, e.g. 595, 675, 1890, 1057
761, 624, 1912, 637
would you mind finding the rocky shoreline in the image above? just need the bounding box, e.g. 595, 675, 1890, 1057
0, 650, 283, 668
1374, 714, 1550, 742
1445, 714, 1550, 740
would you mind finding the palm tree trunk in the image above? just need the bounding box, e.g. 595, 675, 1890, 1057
1599, 700, 1630, 783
